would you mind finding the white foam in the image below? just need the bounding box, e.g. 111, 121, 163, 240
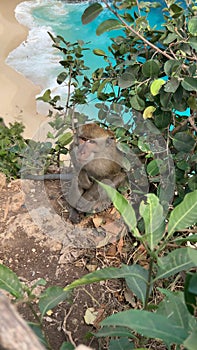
6, 1, 66, 90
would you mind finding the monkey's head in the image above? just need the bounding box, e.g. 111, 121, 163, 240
76, 123, 116, 163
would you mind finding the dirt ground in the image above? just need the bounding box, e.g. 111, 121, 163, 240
0, 173, 141, 350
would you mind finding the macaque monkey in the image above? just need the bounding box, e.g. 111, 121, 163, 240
67, 123, 127, 222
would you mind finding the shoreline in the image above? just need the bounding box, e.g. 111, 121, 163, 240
0, 0, 47, 139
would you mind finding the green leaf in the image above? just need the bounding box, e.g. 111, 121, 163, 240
101, 309, 188, 345
64, 264, 149, 294
37, 89, 51, 102
168, 190, 197, 237
188, 175, 197, 191
39, 286, 71, 317
124, 265, 149, 305
163, 32, 178, 44
28, 323, 48, 348
0, 264, 23, 298
189, 37, 197, 50
156, 247, 197, 280
96, 19, 123, 36
93, 48, 107, 57
188, 17, 197, 36
183, 329, 197, 350
129, 95, 145, 110
60, 342, 75, 350
139, 194, 165, 251
109, 337, 134, 350
142, 60, 160, 78
164, 60, 181, 76
173, 132, 195, 153
184, 273, 197, 315
81, 3, 103, 25
143, 106, 156, 119
96, 325, 134, 338
181, 77, 197, 91
57, 132, 73, 147
157, 290, 195, 333
57, 72, 68, 84
187, 96, 197, 110
164, 77, 180, 93
118, 72, 135, 88
97, 181, 138, 233
150, 79, 165, 96
146, 159, 160, 176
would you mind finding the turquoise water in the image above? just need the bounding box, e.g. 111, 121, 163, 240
7, 0, 165, 115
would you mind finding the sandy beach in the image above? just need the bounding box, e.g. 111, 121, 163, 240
0, 0, 47, 138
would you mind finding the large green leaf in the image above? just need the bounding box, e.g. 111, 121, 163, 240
139, 194, 165, 251
101, 309, 188, 345
0, 264, 23, 298
156, 247, 197, 280
81, 3, 103, 25
109, 337, 134, 350
142, 60, 160, 78
97, 181, 138, 233
173, 132, 195, 152
64, 264, 148, 292
39, 286, 71, 317
124, 264, 149, 305
118, 72, 135, 88
129, 95, 145, 110
188, 17, 197, 36
96, 19, 123, 36
168, 190, 197, 237
157, 290, 196, 333
183, 329, 197, 350
181, 77, 197, 91
96, 325, 135, 338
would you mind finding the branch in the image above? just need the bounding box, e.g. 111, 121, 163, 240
102, 0, 174, 61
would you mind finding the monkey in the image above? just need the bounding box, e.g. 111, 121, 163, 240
67, 123, 128, 222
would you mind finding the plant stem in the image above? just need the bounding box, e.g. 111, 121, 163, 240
144, 257, 154, 310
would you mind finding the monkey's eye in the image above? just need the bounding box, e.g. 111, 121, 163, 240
87, 139, 96, 144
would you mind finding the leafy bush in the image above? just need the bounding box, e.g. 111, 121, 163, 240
0, 119, 26, 179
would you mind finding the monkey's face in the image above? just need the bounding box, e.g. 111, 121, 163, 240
76, 137, 108, 163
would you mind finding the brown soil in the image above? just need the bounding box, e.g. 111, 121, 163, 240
0, 173, 140, 350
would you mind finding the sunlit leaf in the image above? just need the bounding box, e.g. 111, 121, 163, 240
143, 106, 156, 119
150, 79, 165, 96
168, 190, 197, 236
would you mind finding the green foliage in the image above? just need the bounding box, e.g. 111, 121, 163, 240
63, 190, 197, 348
0, 120, 27, 179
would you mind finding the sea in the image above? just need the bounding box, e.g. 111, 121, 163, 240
7, 0, 165, 116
